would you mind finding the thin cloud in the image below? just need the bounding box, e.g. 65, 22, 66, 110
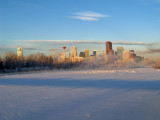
0, 47, 10, 50
48, 48, 62, 51
138, 48, 160, 54
0, 47, 16, 50
23, 47, 45, 51
70, 11, 109, 21
17, 40, 151, 45
71, 16, 98, 21
75, 11, 109, 18
112, 41, 151, 45
148, 48, 160, 53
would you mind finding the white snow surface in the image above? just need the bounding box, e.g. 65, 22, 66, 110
0, 67, 160, 120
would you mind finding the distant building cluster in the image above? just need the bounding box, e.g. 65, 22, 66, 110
16, 41, 144, 64
58, 41, 144, 64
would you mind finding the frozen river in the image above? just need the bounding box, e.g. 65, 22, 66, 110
0, 68, 160, 120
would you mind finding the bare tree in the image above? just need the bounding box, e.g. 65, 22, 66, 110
25, 54, 36, 67
153, 58, 160, 69
0, 56, 4, 71
4, 51, 18, 70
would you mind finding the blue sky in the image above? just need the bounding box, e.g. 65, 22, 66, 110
0, 0, 160, 58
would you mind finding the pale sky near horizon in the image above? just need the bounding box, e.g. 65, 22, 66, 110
0, 0, 160, 58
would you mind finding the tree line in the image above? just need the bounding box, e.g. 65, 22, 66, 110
0, 51, 81, 73
0, 51, 159, 73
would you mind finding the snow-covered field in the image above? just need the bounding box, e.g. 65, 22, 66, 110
0, 67, 160, 120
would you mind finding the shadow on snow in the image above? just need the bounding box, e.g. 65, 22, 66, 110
0, 78, 160, 91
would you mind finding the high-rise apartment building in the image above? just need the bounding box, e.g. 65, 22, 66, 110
106, 41, 112, 55
17, 47, 23, 59
84, 49, 89, 57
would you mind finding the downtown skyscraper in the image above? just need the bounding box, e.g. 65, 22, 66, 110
106, 41, 112, 55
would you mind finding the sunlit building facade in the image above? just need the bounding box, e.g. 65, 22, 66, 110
69, 46, 77, 62
17, 47, 23, 60
70, 46, 77, 58
84, 49, 89, 58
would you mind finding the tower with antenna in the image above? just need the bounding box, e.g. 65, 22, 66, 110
61, 46, 66, 62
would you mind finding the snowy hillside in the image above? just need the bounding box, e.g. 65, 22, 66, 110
0, 67, 160, 120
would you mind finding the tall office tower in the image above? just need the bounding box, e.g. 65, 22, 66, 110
106, 41, 112, 55
116, 47, 124, 60
93, 50, 98, 56
84, 49, 89, 57
79, 52, 85, 58
70, 46, 77, 58
17, 47, 23, 60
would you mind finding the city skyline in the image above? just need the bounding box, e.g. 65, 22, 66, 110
1, 1, 160, 120
0, 40, 159, 59
0, 0, 160, 59
11, 41, 144, 65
